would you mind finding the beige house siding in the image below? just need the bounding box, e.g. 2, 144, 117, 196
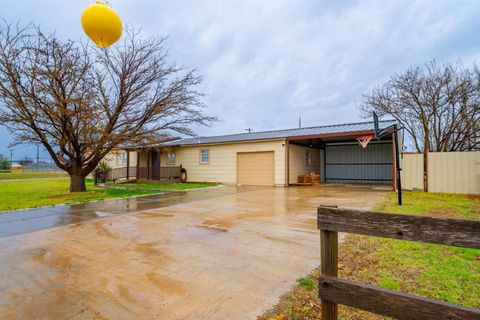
288, 144, 320, 183
160, 139, 287, 186
401, 151, 480, 194
103, 150, 138, 169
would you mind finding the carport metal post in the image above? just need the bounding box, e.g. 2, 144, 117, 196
374, 112, 402, 206
393, 124, 402, 205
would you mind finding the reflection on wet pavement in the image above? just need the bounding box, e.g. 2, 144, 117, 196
171, 226, 227, 244
0, 185, 263, 238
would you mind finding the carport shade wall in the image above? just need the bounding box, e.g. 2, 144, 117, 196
286, 129, 394, 187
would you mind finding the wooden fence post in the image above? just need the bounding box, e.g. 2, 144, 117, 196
321, 230, 338, 320
320, 205, 339, 320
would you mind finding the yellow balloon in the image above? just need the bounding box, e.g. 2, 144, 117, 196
81, 1, 123, 48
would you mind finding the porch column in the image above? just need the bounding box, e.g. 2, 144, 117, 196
136, 151, 140, 179
159, 151, 162, 179
157, 150, 161, 180
147, 150, 150, 180
126, 150, 130, 180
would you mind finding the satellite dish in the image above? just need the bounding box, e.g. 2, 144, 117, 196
81, 1, 123, 48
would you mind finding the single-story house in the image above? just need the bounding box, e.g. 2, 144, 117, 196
109, 120, 400, 189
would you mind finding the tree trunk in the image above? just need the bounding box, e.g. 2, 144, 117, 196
69, 173, 87, 192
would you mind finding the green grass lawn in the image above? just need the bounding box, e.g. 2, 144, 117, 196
108, 181, 220, 190
374, 191, 480, 219
0, 171, 68, 180
259, 191, 480, 320
0, 179, 160, 211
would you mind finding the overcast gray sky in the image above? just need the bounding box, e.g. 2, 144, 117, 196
1, 0, 479, 159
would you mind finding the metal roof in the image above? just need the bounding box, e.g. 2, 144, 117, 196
164, 120, 397, 147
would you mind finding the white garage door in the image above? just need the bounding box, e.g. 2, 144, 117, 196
237, 152, 275, 186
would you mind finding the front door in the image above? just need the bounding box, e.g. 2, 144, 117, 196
151, 151, 159, 179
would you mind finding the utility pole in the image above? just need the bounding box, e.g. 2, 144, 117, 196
36, 144, 40, 164
244, 128, 252, 133
298, 116, 302, 128
9, 149, 13, 166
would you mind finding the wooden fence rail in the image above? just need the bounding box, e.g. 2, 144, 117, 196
137, 166, 181, 180
105, 166, 182, 181
317, 206, 480, 320
106, 166, 137, 181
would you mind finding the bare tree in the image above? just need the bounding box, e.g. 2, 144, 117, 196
0, 22, 214, 192
361, 61, 480, 191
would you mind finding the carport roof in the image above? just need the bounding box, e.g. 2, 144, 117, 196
163, 120, 397, 147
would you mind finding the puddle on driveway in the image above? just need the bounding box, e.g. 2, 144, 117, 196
171, 226, 226, 244
94, 211, 115, 217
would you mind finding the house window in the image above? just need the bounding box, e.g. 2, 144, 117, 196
167, 152, 175, 165
116, 152, 127, 165
200, 150, 210, 164
305, 149, 312, 165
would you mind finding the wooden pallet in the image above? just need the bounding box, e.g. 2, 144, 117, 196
297, 174, 314, 185
291, 174, 321, 186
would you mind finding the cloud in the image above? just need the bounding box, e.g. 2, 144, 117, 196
1, 0, 479, 157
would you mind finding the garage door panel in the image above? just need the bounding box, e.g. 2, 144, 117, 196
325, 143, 392, 184
237, 152, 274, 186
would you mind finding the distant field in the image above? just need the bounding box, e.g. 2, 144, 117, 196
0, 171, 68, 180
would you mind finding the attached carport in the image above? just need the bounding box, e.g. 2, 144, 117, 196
286, 120, 399, 189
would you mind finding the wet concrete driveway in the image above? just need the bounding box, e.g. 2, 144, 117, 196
0, 184, 387, 319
